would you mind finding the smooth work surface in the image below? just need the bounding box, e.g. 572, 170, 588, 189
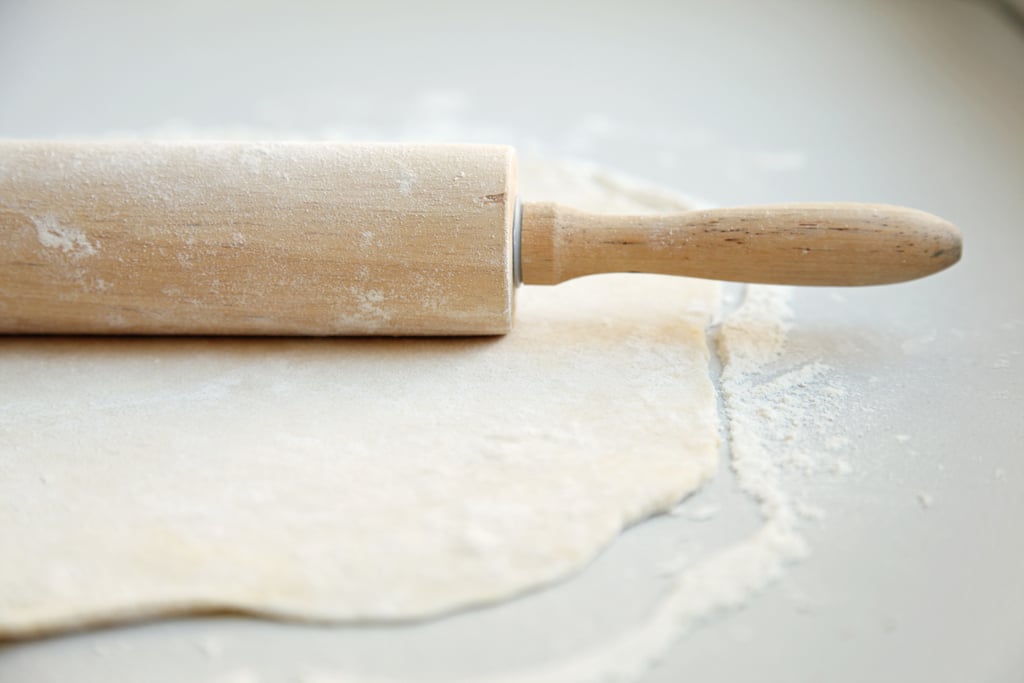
0, 1, 1021, 681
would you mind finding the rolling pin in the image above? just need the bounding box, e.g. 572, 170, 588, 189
0, 141, 961, 335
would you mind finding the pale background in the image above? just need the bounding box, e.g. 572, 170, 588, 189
0, 1, 1022, 681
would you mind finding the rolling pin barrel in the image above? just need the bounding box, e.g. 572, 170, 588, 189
0, 141, 518, 335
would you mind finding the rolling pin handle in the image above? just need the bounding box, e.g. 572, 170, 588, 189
519, 202, 962, 287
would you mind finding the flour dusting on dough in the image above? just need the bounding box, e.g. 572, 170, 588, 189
427, 286, 836, 683
275, 286, 850, 683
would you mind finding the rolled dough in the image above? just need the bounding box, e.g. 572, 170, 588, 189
0, 160, 720, 638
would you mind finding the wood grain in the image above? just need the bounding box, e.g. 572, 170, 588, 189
0, 141, 517, 335
520, 202, 961, 286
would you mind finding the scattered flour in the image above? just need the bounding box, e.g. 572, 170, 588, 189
280, 284, 851, 683
686, 503, 721, 522
447, 285, 855, 683
194, 634, 226, 659
32, 214, 97, 257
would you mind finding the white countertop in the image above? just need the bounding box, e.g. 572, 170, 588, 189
1, 1, 1021, 681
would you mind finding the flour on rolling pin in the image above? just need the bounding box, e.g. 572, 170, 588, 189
0, 141, 961, 336
0, 142, 516, 334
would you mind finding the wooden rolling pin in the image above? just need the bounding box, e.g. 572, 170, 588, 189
0, 141, 961, 335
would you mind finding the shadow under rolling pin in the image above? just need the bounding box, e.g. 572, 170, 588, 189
0, 141, 961, 336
